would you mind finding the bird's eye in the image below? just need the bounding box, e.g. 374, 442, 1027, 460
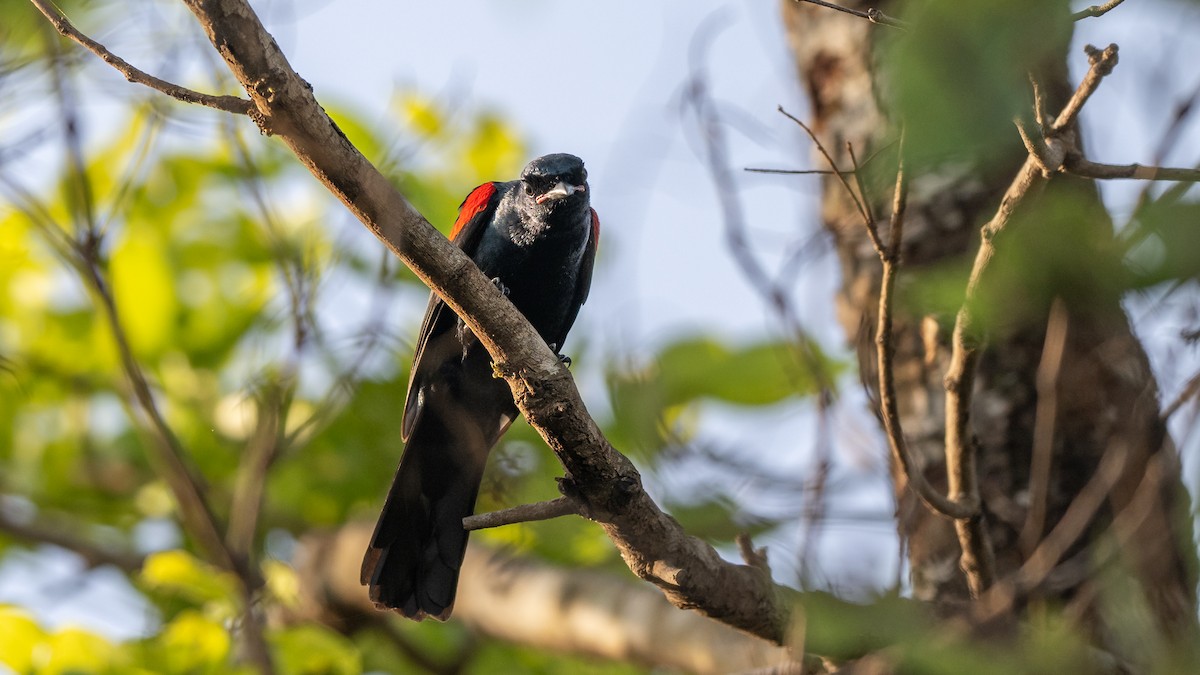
524, 184, 534, 196
581, 169, 588, 182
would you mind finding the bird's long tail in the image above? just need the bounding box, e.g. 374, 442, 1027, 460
361, 408, 492, 621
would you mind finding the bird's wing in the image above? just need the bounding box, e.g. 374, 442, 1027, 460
401, 182, 503, 441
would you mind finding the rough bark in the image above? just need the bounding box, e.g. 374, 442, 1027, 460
781, 0, 1196, 647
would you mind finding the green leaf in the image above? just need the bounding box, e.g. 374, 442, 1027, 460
606, 336, 841, 455
884, 0, 1072, 171
140, 550, 238, 605
270, 625, 360, 675
109, 227, 178, 357
157, 611, 232, 673
43, 626, 119, 675
1126, 200, 1200, 287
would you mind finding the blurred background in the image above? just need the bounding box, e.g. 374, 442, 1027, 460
1, 0, 1199, 672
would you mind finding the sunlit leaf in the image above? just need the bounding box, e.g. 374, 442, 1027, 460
0, 605, 45, 673
466, 113, 525, 180
43, 627, 118, 675
158, 610, 232, 672
141, 550, 238, 605
110, 227, 177, 357
398, 92, 445, 138
263, 559, 301, 610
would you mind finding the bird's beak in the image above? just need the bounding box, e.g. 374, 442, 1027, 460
535, 182, 585, 204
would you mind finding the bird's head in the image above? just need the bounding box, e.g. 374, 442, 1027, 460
519, 153, 589, 215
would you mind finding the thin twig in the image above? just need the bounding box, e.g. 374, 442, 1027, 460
81, 258, 238, 572
463, 497, 582, 531
1020, 299, 1070, 555
875, 153, 977, 519
792, 0, 909, 29
0, 507, 145, 573
1052, 45, 1120, 133
778, 106, 874, 228
29, 0, 252, 115
227, 380, 292, 557
744, 167, 838, 176
976, 444, 1128, 622
686, 57, 836, 402
1071, 0, 1127, 21
1064, 157, 1200, 182
846, 142, 883, 253
736, 533, 771, 574
1162, 370, 1200, 421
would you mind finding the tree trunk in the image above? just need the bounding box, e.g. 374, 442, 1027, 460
780, 0, 1196, 650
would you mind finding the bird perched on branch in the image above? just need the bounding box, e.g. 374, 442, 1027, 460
362, 153, 599, 620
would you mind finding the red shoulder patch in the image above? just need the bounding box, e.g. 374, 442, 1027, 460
590, 208, 601, 251
450, 183, 498, 241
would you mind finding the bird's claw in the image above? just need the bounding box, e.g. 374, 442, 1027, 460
491, 277, 510, 297
548, 343, 572, 368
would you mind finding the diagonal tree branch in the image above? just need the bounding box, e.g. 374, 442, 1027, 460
168, 0, 793, 644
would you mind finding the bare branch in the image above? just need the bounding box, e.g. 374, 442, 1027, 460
1051, 44, 1119, 133
227, 378, 292, 557
1064, 157, 1200, 182
0, 506, 145, 573
943, 44, 1121, 597
463, 496, 582, 531
1019, 299, 1070, 555
874, 154, 977, 520
846, 142, 883, 254
1071, 0, 1127, 21
28, 0, 253, 115
791, 0, 908, 29
779, 106, 874, 229
1162, 369, 1200, 421
745, 167, 838, 176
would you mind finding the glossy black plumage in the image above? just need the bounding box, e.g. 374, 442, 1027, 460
362, 154, 598, 620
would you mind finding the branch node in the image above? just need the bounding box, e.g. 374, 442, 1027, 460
736, 533, 771, 574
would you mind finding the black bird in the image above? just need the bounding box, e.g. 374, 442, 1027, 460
362, 153, 599, 620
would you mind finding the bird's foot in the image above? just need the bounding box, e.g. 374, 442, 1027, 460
491, 277, 510, 296
548, 343, 571, 368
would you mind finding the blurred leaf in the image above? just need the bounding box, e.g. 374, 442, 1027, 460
110, 227, 177, 357
398, 92, 445, 139
0, 605, 45, 673
466, 113, 524, 180
263, 559, 301, 610
43, 626, 119, 675
155, 610, 232, 673
606, 336, 840, 455
667, 497, 772, 544
327, 104, 385, 164
141, 550, 238, 605
270, 624, 360, 675
884, 0, 1072, 171
1126, 200, 1200, 287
